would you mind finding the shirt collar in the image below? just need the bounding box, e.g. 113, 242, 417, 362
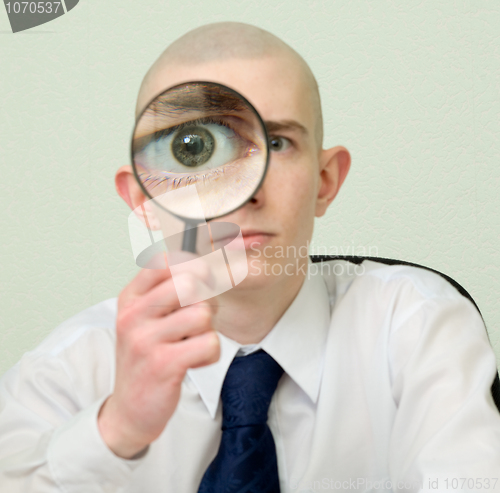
186, 267, 331, 418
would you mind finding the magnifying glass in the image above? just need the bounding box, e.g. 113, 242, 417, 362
131, 81, 269, 253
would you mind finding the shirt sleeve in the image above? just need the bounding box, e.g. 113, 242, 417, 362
387, 274, 500, 492
0, 322, 146, 492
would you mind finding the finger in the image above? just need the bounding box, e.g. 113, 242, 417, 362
137, 268, 214, 318
140, 261, 220, 320
126, 251, 214, 299
135, 276, 181, 319
117, 274, 180, 331
171, 269, 218, 308
124, 267, 173, 300
165, 254, 216, 291
170, 330, 221, 370
147, 302, 215, 343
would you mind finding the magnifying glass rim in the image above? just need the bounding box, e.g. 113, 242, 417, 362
130, 80, 270, 223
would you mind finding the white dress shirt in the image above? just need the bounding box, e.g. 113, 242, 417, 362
1, 259, 500, 493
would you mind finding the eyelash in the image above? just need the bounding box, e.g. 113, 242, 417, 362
150, 116, 234, 142
141, 167, 225, 189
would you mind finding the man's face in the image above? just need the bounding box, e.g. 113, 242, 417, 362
137, 55, 328, 289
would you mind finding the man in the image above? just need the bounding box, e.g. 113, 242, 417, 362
1, 22, 500, 493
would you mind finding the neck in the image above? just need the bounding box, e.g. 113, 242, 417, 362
213, 271, 306, 345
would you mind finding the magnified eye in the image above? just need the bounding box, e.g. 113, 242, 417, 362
139, 118, 250, 173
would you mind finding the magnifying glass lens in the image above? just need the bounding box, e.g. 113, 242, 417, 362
132, 82, 269, 222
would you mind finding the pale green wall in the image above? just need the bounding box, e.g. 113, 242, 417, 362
1, 1, 499, 376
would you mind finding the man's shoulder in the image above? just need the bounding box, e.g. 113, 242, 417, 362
1, 298, 119, 397
27, 298, 119, 359
315, 256, 473, 308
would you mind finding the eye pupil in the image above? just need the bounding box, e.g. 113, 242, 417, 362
172, 126, 215, 167
184, 135, 204, 154
270, 137, 283, 151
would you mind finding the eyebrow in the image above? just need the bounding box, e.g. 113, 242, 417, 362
264, 120, 308, 136
136, 84, 309, 148
141, 86, 309, 137
144, 85, 249, 116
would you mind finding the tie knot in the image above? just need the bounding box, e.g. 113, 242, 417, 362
220, 350, 284, 430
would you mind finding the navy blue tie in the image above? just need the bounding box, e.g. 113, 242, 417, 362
198, 349, 284, 493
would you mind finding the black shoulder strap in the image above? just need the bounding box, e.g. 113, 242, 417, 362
310, 255, 500, 413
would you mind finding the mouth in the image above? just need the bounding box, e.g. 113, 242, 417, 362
210, 228, 274, 250
240, 230, 274, 249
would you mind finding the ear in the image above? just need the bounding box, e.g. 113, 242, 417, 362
315, 146, 351, 217
115, 165, 160, 230
116, 165, 150, 209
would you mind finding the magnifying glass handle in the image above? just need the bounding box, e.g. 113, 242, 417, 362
182, 223, 198, 253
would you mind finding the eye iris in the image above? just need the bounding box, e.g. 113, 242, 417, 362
270, 137, 283, 151
172, 126, 215, 167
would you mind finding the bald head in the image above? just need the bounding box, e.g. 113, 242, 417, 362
136, 22, 324, 149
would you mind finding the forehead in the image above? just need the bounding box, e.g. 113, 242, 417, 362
137, 56, 316, 135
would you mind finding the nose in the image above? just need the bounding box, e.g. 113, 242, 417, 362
247, 180, 265, 208
219, 167, 267, 222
